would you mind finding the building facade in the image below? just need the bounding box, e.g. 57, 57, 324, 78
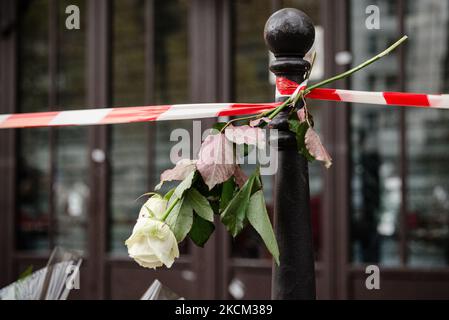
1, 0, 449, 299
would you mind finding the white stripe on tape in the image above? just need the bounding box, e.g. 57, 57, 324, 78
157, 103, 231, 120
337, 90, 386, 105
428, 95, 449, 109
0, 114, 11, 124
50, 108, 112, 126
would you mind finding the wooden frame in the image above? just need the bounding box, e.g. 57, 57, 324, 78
0, 0, 17, 288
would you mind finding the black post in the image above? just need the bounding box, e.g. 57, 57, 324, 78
264, 8, 316, 300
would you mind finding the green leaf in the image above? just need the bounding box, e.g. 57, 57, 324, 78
164, 188, 175, 201
288, 118, 314, 162
18, 265, 33, 281
165, 197, 194, 242
220, 177, 236, 212
174, 171, 196, 198
247, 190, 280, 265
189, 214, 215, 247
212, 122, 227, 132
252, 173, 263, 194
220, 169, 258, 237
186, 188, 214, 222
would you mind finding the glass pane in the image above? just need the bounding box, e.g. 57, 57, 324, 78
233, 0, 272, 103
153, 0, 191, 184
53, 0, 89, 251
17, 0, 51, 251
350, 0, 401, 266
110, 0, 149, 254
109, 0, 191, 255
54, 128, 89, 250
405, 0, 449, 267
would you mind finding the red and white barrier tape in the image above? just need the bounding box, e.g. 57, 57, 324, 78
0, 103, 278, 129
275, 77, 308, 100
0, 77, 448, 129
276, 76, 449, 109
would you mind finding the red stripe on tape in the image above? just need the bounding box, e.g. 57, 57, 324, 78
100, 105, 171, 124
307, 88, 342, 101
383, 92, 430, 107
218, 103, 279, 117
276, 77, 299, 95
0, 111, 58, 128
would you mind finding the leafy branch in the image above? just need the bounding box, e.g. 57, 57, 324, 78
126, 36, 408, 269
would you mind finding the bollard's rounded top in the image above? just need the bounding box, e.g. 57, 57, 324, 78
264, 8, 315, 57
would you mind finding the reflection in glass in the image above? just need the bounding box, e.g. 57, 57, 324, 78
405, 0, 449, 267
110, 0, 149, 254
17, 0, 50, 251
233, 0, 272, 104
17, 0, 89, 252
54, 128, 89, 250
54, 0, 88, 251
17, 129, 51, 251
350, 0, 401, 265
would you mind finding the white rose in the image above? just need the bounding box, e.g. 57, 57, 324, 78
125, 218, 179, 269
139, 195, 168, 220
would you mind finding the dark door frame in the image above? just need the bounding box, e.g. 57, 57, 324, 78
0, 0, 17, 289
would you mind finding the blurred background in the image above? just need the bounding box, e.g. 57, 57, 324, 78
1, 0, 449, 299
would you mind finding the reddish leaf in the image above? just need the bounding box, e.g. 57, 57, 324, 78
156, 159, 197, 189
233, 166, 248, 188
249, 117, 271, 127
305, 128, 332, 168
197, 134, 236, 190
297, 108, 307, 123
225, 125, 265, 149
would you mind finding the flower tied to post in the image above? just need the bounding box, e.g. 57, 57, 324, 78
125, 36, 408, 270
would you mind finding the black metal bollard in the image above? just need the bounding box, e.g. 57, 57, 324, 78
264, 8, 316, 300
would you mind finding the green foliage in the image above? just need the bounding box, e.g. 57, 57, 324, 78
212, 122, 227, 132
247, 190, 280, 265
186, 188, 214, 222
165, 196, 193, 242
164, 188, 175, 201
189, 214, 215, 247
219, 177, 236, 212
288, 118, 315, 162
220, 168, 260, 237
174, 171, 196, 198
